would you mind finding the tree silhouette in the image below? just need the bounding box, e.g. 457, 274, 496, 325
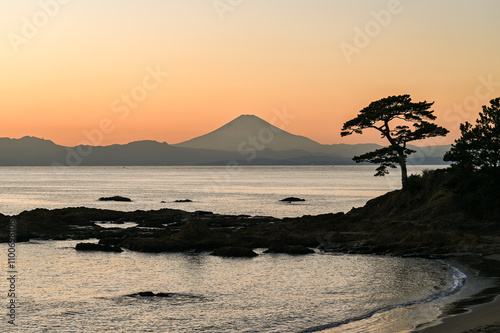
444, 97, 500, 170
341, 95, 449, 189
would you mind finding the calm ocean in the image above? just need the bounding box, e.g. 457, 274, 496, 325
0, 165, 490, 332
0, 165, 441, 217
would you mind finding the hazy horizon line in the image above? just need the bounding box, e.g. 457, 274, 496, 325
2, 134, 451, 149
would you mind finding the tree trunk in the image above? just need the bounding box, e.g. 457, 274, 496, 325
398, 153, 408, 189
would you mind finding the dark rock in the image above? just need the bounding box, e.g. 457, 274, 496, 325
160, 201, 167, 203
98, 237, 124, 246
280, 197, 305, 202
75, 242, 123, 252
210, 246, 258, 257
125, 291, 171, 297
120, 237, 189, 253
194, 210, 213, 215
264, 244, 315, 255
53, 235, 70, 240
4, 208, 108, 241
174, 220, 227, 250
15, 234, 31, 242
0, 233, 31, 243
175, 199, 193, 203
177, 220, 210, 238
98, 196, 132, 202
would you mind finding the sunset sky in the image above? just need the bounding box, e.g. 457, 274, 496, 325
1, 0, 500, 147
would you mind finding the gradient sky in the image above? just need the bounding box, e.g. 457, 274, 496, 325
1, 0, 500, 147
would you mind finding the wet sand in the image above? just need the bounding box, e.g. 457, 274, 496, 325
416, 255, 500, 333
417, 296, 500, 333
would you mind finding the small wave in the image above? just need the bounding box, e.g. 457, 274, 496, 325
300, 263, 467, 333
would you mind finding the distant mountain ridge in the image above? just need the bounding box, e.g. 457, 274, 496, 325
0, 115, 451, 166
175, 114, 325, 153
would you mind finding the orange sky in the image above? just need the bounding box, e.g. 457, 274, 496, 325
1, 0, 500, 147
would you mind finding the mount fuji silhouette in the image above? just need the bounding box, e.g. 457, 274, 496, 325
175, 114, 324, 152
0, 115, 450, 166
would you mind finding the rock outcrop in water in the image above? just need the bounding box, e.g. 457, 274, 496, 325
98, 196, 132, 202
2, 168, 499, 258
75, 242, 123, 252
280, 197, 305, 202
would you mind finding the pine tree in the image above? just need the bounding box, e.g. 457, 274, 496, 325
341, 95, 449, 189
444, 97, 500, 170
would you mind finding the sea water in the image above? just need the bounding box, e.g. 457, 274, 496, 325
0, 165, 440, 217
0, 165, 489, 332
0, 240, 480, 333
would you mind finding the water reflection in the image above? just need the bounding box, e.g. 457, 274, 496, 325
4, 240, 463, 332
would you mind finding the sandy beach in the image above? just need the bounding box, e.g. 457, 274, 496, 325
417, 296, 500, 333
416, 255, 500, 333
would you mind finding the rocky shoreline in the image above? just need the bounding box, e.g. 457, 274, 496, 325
1, 169, 499, 257
0, 211, 486, 256
1, 205, 497, 257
